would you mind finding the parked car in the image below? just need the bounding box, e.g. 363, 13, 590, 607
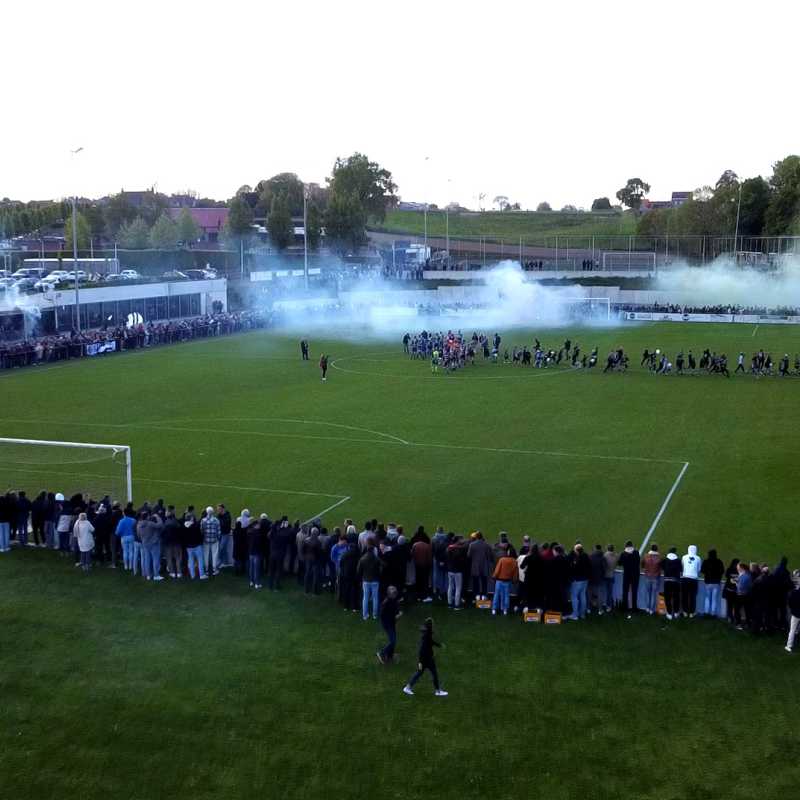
12, 277, 38, 292
43, 270, 70, 283
12, 267, 48, 280
162, 270, 188, 280
183, 268, 215, 280
64, 270, 88, 281
119, 269, 141, 280
103, 273, 127, 283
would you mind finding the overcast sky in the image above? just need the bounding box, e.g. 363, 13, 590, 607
3, 0, 798, 210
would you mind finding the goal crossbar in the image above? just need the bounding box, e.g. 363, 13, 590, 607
0, 437, 133, 502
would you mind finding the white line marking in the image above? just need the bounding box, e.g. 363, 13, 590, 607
303, 495, 351, 525
1, 466, 345, 500
752, 325, 759, 338
640, 462, 689, 551
0, 417, 685, 465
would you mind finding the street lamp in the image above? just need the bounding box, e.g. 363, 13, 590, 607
423, 156, 430, 254
70, 147, 84, 334
732, 182, 743, 263
303, 184, 311, 290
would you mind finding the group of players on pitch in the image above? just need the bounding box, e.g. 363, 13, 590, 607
400, 332, 800, 379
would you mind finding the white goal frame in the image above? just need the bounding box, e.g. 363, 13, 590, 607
0, 438, 132, 503
560, 296, 611, 321
601, 251, 657, 271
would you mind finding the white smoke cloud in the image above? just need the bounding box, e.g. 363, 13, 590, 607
654, 255, 800, 310
271, 260, 603, 339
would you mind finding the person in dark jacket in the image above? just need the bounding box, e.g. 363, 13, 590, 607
267, 517, 293, 590
358, 542, 383, 620
566, 543, 593, 620
184, 517, 206, 580
377, 585, 402, 664
403, 618, 447, 697
722, 558, 740, 623
750, 565, 771, 635
31, 491, 47, 548
302, 527, 322, 595
162, 510, 183, 578
521, 544, 544, 612
467, 532, 494, 601
701, 548, 725, 617
661, 547, 682, 619
246, 517, 265, 589
445, 536, 468, 610
771, 557, 793, 631
588, 544, 606, 614
619, 540, 641, 617
93, 504, 113, 564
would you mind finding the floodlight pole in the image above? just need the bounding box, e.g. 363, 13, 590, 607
70, 147, 84, 333
732, 182, 742, 262
303, 185, 310, 290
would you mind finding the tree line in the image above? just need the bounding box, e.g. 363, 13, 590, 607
617, 156, 800, 239
226, 152, 397, 252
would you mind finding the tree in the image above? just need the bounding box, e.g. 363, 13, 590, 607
176, 208, 201, 245
306, 201, 322, 250
227, 196, 254, 235
693, 186, 715, 202
615, 178, 651, 210
266, 193, 293, 250
764, 155, 800, 234
493, 195, 510, 211
324, 190, 367, 252
561, 204, 577, 212
257, 173, 304, 216
536, 202, 552, 212
716, 169, 739, 190
118, 217, 151, 249
149, 212, 179, 249
327, 152, 396, 223
737, 176, 771, 236
64, 210, 90, 251
591, 197, 612, 211
104, 193, 136, 235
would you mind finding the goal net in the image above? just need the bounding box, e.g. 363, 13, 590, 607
0, 438, 132, 505
560, 297, 611, 321
601, 251, 657, 271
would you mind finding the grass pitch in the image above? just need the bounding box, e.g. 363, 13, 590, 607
1, 321, 799, 800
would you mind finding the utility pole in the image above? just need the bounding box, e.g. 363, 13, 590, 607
70, 147, 84, 333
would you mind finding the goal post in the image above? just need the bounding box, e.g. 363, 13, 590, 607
601, 251, 657, 271
560, 297, 611, 321
0, 438, 132, 504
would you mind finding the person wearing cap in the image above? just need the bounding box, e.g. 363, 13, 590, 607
200, 506, 221, 576
467, 531, 493, 601
184, 516, 206, 580
403, 618, 447, 697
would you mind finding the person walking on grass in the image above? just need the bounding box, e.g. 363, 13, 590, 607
73, 512, 95, 573
201, 506, 221, 576
403, 618, 448, 697
491, 543, 518, 616
319, 353, 329, 382
785, 570, 800, 653
377, 585, 402, 664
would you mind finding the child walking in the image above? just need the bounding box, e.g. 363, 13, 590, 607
403, 618, 448, 697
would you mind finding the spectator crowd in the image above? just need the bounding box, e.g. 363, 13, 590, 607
1, 489, 798, 654
0, 311, 267, 370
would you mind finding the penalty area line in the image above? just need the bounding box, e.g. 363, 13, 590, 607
303, 495, 351, 525
640, 462, 689, 551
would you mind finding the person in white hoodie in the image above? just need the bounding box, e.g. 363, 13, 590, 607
73, 512, 95, 573
681, 545, 703, 618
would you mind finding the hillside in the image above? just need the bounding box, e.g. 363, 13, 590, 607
372, 209, 638, 242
